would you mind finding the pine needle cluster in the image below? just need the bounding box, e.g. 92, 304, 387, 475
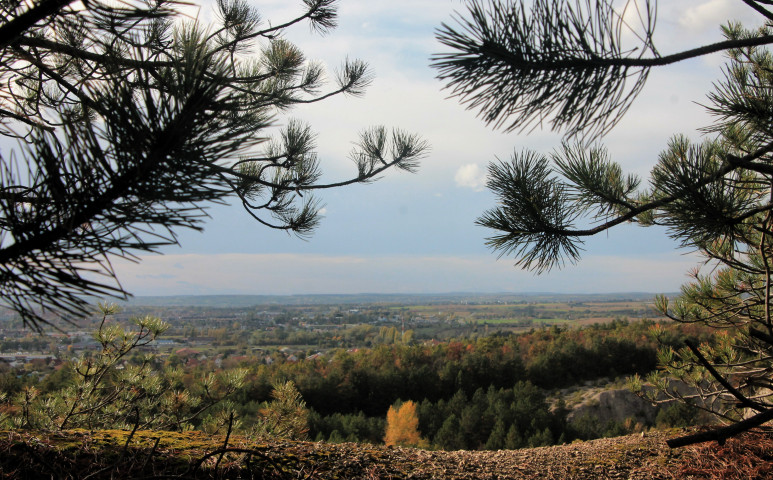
0, 0, 429, 329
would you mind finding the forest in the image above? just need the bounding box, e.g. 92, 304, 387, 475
0, 306, 714, 451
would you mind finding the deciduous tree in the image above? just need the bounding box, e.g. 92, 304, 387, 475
384, 400, 426, 447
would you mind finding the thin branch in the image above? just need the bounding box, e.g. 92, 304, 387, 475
475, 34, 773, 71
521, 141, 773, 238
684, 339, 767, 412
14, 36, 175, 69
0, 107, 55, 131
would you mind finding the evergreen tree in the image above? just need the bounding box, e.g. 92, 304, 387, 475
503, 424, 523, 450
251, 380, 309, 440
434, 413, 465, 450
0, 0, 428, 329
527, 427, 553, 448
433, 0, 773, 446
5, 303, 246, 431
432, 0, 773, 142
484, 418, 506, 450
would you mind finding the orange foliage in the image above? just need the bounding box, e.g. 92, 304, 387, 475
384, 400, 426, 448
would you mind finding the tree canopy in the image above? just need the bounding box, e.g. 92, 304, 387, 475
0, 0, 428, 329
433, 0, 773, 445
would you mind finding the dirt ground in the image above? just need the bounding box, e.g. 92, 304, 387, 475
2, 427, 771, 479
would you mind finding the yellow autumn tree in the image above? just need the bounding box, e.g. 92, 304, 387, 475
384, 400, 427, 448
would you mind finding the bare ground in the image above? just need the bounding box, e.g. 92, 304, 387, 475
1, 428, 771, 479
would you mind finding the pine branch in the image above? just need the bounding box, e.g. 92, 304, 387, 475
433, 0, 773, 140
479, 140, 773, 272
667, 408, 773, 448
0, 0, 76, 48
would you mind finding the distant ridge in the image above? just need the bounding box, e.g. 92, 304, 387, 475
121, 292, 671, 308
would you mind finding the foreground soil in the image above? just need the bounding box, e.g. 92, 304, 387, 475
0, 428, 771, 479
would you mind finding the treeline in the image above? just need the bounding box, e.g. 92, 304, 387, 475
225, 320, 713, 447
246, 324, 414, 349
235, 320, 696, 412
306, 382, 566, 448
5, 319, 715, 450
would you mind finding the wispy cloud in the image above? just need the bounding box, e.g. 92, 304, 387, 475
454, 164, 487, 191
679, 0, 740, 32
110, 2, 729, 302
111, 252, 700, 297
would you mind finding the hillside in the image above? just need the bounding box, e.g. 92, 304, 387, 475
1, 428, 770, 479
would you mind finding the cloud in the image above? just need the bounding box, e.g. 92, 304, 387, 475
454, 164, 487, 191
110, 252, 700, 297
136, 274, 177, 280
678, 0, 748, 33
109, 2, 725, 300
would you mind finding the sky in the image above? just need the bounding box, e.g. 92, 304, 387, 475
112, 0, 765, 297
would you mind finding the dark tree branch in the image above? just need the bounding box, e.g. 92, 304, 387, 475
497, 141, 773, 240
0, 0, 76, 48
667, 408, 773, 448
684, 339, 768, 412
475, 34, 773, 71
14, 36, 175, 68
740, 0, 773, 21
750, 327, 773, 345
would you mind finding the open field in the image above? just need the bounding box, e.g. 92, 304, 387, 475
391, 298, 662, 328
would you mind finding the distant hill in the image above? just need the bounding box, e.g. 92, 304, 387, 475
120, 292, 672, 308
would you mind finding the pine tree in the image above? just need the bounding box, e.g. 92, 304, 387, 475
432, 0, 773, 142
251, 380, 309, 440
434, 413, 465, 450
433, 0, 773, 446
5, 303, 246, 431
0, 0, 428, 329
504, 424, 522, 450
484, 419, 506, 450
